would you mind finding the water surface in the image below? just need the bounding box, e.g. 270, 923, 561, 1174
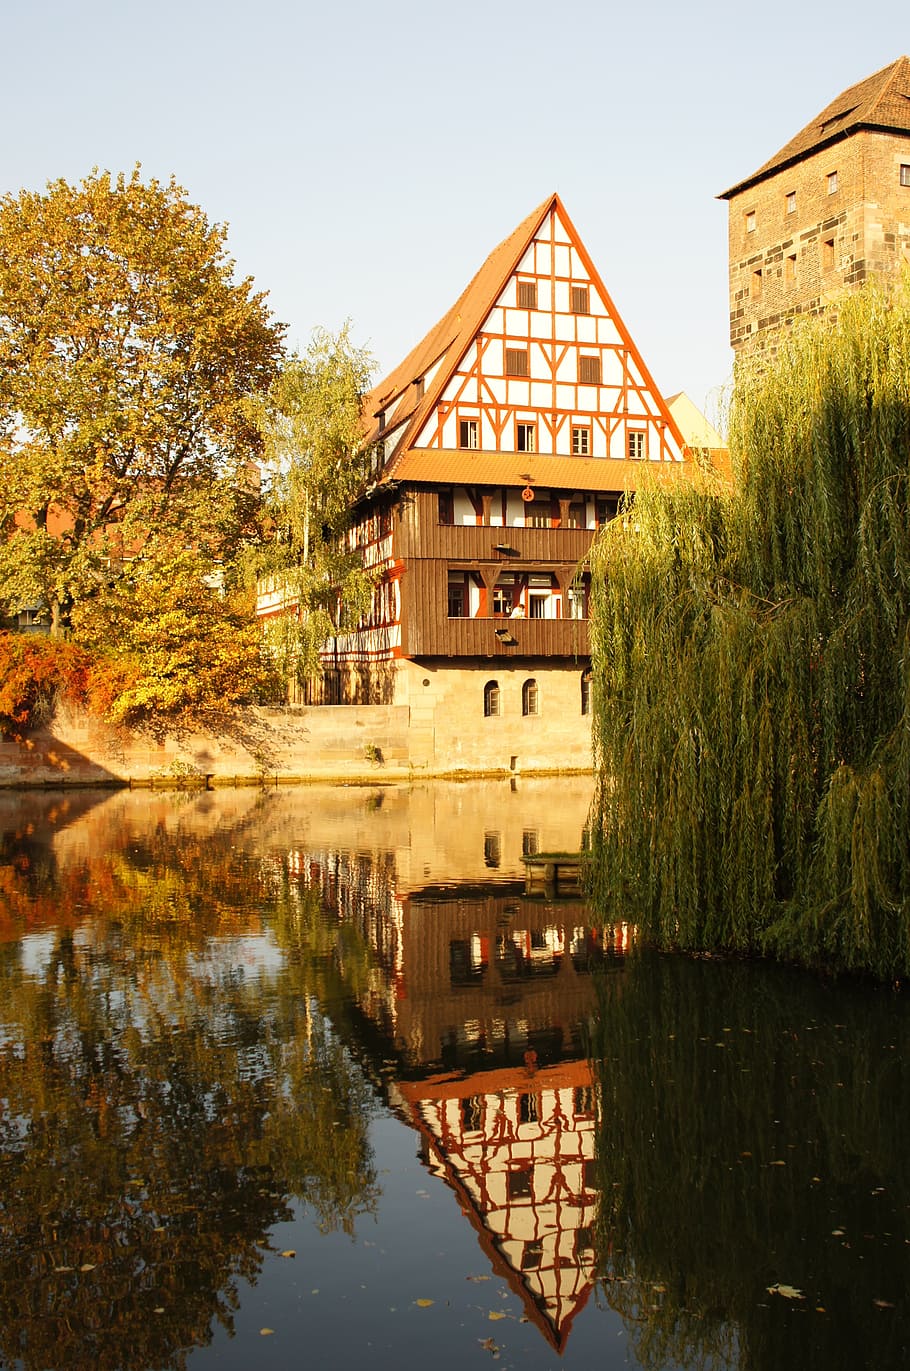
0, 782, 906, 1370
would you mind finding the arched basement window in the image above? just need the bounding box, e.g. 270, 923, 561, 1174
581, 669, 592, 715
484, 680, 501, 717
522, 678, 539, 716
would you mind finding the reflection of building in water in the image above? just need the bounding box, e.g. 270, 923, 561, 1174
396, 1061, 599, 1351
290, 843, 628, 1071
283, 836, 627, 1353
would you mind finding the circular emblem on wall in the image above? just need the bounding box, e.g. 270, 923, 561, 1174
521, 486, 535, 502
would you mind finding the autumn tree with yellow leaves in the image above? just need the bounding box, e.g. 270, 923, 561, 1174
0, 168, 285, 639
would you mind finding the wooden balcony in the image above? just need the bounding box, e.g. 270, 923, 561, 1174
405, 611, 589, 659
399, 519, 595, 567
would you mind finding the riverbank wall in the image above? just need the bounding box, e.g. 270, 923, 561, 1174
0, 701, 593, 788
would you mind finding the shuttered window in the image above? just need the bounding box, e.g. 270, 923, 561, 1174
578, 354, 601, 385
505, 347, 529, 377
517, 280, 537, 309
570, 284, 589, 314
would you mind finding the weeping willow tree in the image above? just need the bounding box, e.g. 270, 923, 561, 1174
587, 278, 910, 979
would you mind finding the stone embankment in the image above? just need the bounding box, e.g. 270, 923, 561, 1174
0, 703, 591, 788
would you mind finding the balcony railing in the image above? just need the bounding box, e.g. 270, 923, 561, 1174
406, 612, 589, 659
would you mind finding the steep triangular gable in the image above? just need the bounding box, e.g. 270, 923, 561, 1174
397, 1062, 599, 1353
365, 195, 686, 482
720, 56, 910, 198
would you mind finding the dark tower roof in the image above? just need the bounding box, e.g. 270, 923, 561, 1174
719, 56, 910, 200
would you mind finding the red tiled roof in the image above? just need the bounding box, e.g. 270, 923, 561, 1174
719, 56, 910, 199
362, 195, 556, 453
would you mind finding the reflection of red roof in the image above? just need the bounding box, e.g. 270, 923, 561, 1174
398, 1060, 597, 1352
720, 56, 910, 198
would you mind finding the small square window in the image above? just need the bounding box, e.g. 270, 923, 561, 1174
578, 354, 601, 385
516, 422, 536, 453
745, 210, 756, 233
786, 191, 796, 213
571, 425, 591, 455
570, 284, 590, 313
827, 170, 838, 194
507, 1167, 532, 1201
505, 347, 529, 377
517, 280, 537, 309
901, 164, 910, 188
459, 419, 478, 449
627, 430, 647, 461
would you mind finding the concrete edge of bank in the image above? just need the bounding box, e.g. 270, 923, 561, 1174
0, 764, 594, 792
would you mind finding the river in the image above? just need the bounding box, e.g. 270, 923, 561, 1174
0, 780, 906, 1370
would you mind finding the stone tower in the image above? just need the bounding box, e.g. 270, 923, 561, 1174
719, 57, 910, 353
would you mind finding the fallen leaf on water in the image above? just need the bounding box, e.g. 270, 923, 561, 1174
260, 1328, 274, 1336
416, 1299, 434, 1308
154, 1307, 165, 1315
54, 1266, 73, 1273
873, 1299, 895, 1309
479, 1337, 499, 1356
280, 1250, 296, 1259
767, 1284, 804, 1300
466, 1275, 490, 1282
488, 1310, 508, 1321
770, 1160, 787, 1167
79, 1264, 96, 1273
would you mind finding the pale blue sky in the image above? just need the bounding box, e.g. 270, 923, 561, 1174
2, 0, 907, 426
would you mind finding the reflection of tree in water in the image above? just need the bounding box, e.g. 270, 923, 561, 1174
0, 821, 379, 1371
587, 954, 910, 1371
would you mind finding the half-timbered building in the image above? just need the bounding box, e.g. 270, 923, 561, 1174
261, 194, 711, 773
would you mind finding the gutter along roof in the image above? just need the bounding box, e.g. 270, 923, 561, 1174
719, 56, 910, 199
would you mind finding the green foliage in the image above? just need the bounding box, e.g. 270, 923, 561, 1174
251, 324, 377, 684
70, 552, 277, 726
0, 167, 284, 634
587, 279, 910, 979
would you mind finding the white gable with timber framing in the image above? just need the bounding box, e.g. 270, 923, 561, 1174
364, 195, 687, 481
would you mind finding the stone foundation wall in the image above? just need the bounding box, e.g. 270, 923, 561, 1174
0, 669, 594, 787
